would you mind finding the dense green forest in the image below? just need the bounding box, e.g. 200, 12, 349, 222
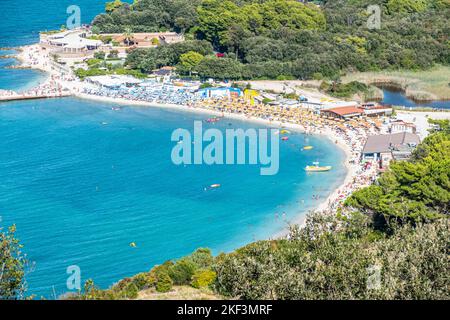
92, 0, 450, 80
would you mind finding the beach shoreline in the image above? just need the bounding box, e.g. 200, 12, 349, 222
75, 92, 357, 234
12, 43, 364, 235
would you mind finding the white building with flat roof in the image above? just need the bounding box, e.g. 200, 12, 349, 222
86, 75, 143, 88
41, 29, 102, 53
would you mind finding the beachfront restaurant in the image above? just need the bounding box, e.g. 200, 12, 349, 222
362, 132, 420, 167
321, 106, 364, 120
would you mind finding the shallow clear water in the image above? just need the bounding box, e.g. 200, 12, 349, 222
0, 98, 347, 298
0, 50, 48, 92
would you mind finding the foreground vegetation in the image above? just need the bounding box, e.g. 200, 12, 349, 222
0, 226, 27, 300
91, 0, 449, 81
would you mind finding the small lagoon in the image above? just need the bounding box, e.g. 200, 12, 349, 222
379, 86, 450, 110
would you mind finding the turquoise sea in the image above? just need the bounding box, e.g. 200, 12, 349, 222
0, 0, 125, 91
0, 98, 347, 298
0, 52, 48, 92
0, 0, 346, 298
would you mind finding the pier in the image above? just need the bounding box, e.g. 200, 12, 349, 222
0, 93, 72, 102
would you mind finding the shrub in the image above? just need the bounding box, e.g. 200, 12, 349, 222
0, 225, 27, 300
131, 272, 154, 290
312, 72, 323, 80
108, 50, 119, 59
156, 272, 173, 293
191, 269, 217, 289
94, 51, 106, 60
75, 68, 108, 80
86, 58, 102, 67
189, 248, 214, 269
168, 258, 197, 285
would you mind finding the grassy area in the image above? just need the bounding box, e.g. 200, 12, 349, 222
342, 65, 450, 101
136, 286, 222, 300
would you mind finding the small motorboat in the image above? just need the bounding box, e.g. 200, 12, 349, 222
210, 184, 221, 188
281, 137, 289, 141
129, 242, 137, 248
305, 162, 331, 172
280, 129, 290, 134
303, 146, 314, 150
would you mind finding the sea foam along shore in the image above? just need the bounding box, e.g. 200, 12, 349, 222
14, 43, 364, 234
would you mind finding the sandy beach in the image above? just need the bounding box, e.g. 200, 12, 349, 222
8, 43, 379, 234
76, 93, 360, 232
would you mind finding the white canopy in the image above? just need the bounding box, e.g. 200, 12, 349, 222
87, 75, 143, 88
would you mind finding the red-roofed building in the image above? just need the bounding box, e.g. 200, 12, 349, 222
322, 106, 364, 119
